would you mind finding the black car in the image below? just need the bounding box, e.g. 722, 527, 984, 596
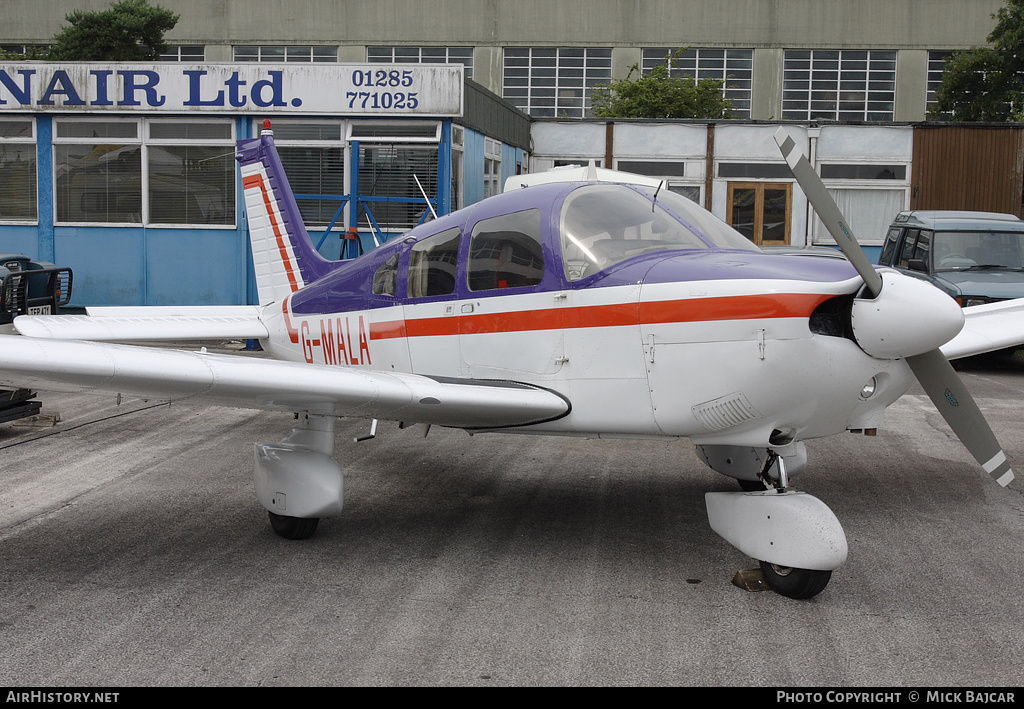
0, 254, 73, 332
877, 211, 1024, 306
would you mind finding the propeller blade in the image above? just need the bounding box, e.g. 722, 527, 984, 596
773, 128, 883, 298
774, 128, 1014, 488
906, 349, 1014, 487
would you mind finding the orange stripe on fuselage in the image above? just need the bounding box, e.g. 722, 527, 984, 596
243, 172, 299, 292
639, 292, 834, 324
364, 292, 833, 341
282, 298, 299, 343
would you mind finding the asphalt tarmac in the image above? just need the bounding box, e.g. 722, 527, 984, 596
0, 346, 1022, 687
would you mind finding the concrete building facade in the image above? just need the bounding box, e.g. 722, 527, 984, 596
2, 0, 1007, 121
1, 1, 1018, 308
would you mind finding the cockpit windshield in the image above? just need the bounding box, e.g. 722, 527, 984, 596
560, 184, 712, 281
642, 187, 762, 253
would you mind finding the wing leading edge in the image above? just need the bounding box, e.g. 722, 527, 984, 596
13, 306, 269, 341
0, 335, 569, 429
940, 298, 1024, 360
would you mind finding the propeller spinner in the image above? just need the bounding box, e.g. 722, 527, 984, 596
774, 128, 1014, 488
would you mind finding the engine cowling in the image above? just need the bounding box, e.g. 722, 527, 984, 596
850, 270, 965, 359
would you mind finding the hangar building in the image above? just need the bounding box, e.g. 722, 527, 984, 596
1, 0, 1021, 306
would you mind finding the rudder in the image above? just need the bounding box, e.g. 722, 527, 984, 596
237, 125, 331, 306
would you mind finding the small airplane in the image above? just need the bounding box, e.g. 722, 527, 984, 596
2, 123, 1022, 599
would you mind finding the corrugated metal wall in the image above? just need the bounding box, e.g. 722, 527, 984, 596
911, 125, 1024, 217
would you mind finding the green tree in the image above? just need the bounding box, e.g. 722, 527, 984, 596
931, 0, 1024, 120
46, 0, 180, 61
0, 46, 50, 61
591, 51, 735, 119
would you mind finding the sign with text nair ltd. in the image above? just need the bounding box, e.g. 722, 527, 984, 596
0, 62, 464, 116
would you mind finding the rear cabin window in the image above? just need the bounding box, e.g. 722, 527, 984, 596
467, 209, 544, 291
408, 228, 460, 297
372, 253, 399, 296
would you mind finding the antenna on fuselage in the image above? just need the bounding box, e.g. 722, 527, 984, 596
365, 212, 380, 248
413, 174, 438, 220
652, 179, 664, 212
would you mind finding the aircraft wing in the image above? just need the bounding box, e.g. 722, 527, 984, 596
941, 299, 1024, 360
12, 306, 269, 341
0, 335, 568, 429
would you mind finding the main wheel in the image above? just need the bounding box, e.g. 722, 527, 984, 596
759, 561, 831, 599
268, 511, 320, 540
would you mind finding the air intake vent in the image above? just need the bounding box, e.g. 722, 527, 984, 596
692, 392, 761, 432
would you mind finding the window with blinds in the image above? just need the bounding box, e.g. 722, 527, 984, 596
359, 143, 438, 232
266, 121, 346, 228
53, 118, 235, 226
265, 119, 442, 235
0, 119, 36, 222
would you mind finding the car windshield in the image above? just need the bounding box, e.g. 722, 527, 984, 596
560, 184, 712, 281
932, 230, 1024, 271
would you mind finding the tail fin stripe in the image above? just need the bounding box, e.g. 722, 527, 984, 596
236, 132, 332, 306
242, 170, 300, 293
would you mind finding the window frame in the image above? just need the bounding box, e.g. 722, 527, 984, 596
466, 208, 545, 292
269, 118, 349, 230
502, 46, 613, 118
484, 138, 502, 198
233, 45, 338, 62
52, 117, 236, 229
641, 47, 754, 118
367, 46, 474, 79
407, 227, 462, 299
159, 45, 206, 62
782, 49, 897, 122
813, 161, 911, 246
0, 117, 38, 224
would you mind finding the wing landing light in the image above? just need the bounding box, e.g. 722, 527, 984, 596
775, 128, 1013, 488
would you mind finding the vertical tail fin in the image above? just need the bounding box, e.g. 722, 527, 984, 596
236, 127, 332, 306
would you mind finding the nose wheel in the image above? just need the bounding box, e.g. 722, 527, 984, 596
268, 511, 320, 540
759, 561, 832, 599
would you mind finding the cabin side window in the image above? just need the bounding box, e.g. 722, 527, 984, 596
372, 253, 399, 296
467, 209, 544, 291
407, 228, 461, 298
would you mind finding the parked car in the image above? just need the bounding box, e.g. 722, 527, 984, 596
0, 255, 73, 424
877, 211, 1024, 306
0, 254, 73, 332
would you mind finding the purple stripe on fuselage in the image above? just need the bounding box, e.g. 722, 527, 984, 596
284, 180, 864, 316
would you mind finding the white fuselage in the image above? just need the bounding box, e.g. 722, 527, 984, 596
261, 274, 916, 448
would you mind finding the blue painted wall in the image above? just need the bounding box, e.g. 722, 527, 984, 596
0, 115, 252, 307
463, 129, 486, 207
0, 116, 508, 307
